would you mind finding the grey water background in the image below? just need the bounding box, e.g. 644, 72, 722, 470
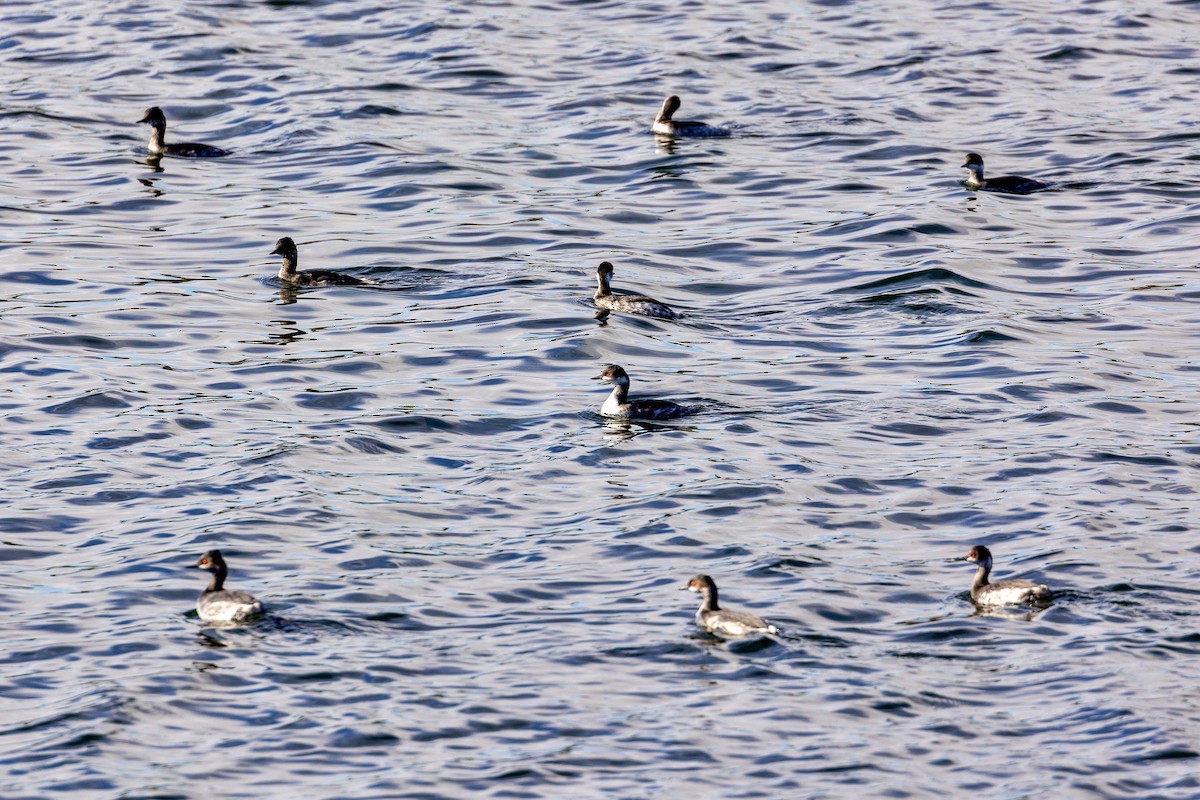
3, 0, 1200, 797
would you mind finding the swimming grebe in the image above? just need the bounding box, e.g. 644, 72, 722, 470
962, 544, 1052, 606
596, 365, 695, 420
652, 95, 730, 138
194, 550, 265, 623
271, 237, 375, 287
593, 261, 680, 319
138, 107, 230, 158
682, 574, 778, 637
961, 153, 1048, 195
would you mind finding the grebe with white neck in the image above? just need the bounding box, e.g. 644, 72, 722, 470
652, 95, 730, 138
962, 544, 1051, 606
138, 107, 230, 158
194, 550, 265, 623
271, 237, 375, 287
961, 153, 1048, 195
596, 365, 696, 420
682, 574, 778, 637
593, 261, 679, 319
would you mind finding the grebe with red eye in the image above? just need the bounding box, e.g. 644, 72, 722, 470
962, 544, 1051, 606
194, 550, 265, 623
681, 574, 778, 637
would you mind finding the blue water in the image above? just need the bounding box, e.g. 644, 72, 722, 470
2, 0, 1200, 797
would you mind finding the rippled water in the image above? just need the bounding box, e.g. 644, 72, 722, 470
3, 0, 1200, 797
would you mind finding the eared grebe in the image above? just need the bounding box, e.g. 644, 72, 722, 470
652, 95, 730, 138
138, 107, 230, 158
962, 544, 1051, 606
593, 261, 680, 319
961, 153, 1048, 195
682, 574, 778, 637
596, 364, 695, 420
194, 550, 265, 623
271, 237, 375, 287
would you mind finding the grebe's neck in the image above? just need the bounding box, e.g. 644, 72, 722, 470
600, 375, 631, 416
656, 97, 678, 123
595, 270, 612, 298
205, 566, 226, 593
278, 253, 298, 280
971, 561, 991, 594
964, 164, 985, 187
147, 122, 166, 155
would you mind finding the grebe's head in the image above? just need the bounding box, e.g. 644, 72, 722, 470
139, 107, 166, 127
596, 364, 629, 385
270, 237, 298, 260
964, 544, 993, 566
681, 574, 715, 593
195, 549, 227, 574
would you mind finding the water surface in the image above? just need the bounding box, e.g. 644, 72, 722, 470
3, 0, 1200, 797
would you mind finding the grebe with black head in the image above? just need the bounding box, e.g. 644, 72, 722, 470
596, 365, 696, 420
593, 261, 679, 319
138, 107, 230, 158
682, 574, 778, 637
962, 544, 1052, 606
194, 550, 265, 623
652, 95, 730, 138
961, 153, 1048, 195
271, 237, 375, 287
